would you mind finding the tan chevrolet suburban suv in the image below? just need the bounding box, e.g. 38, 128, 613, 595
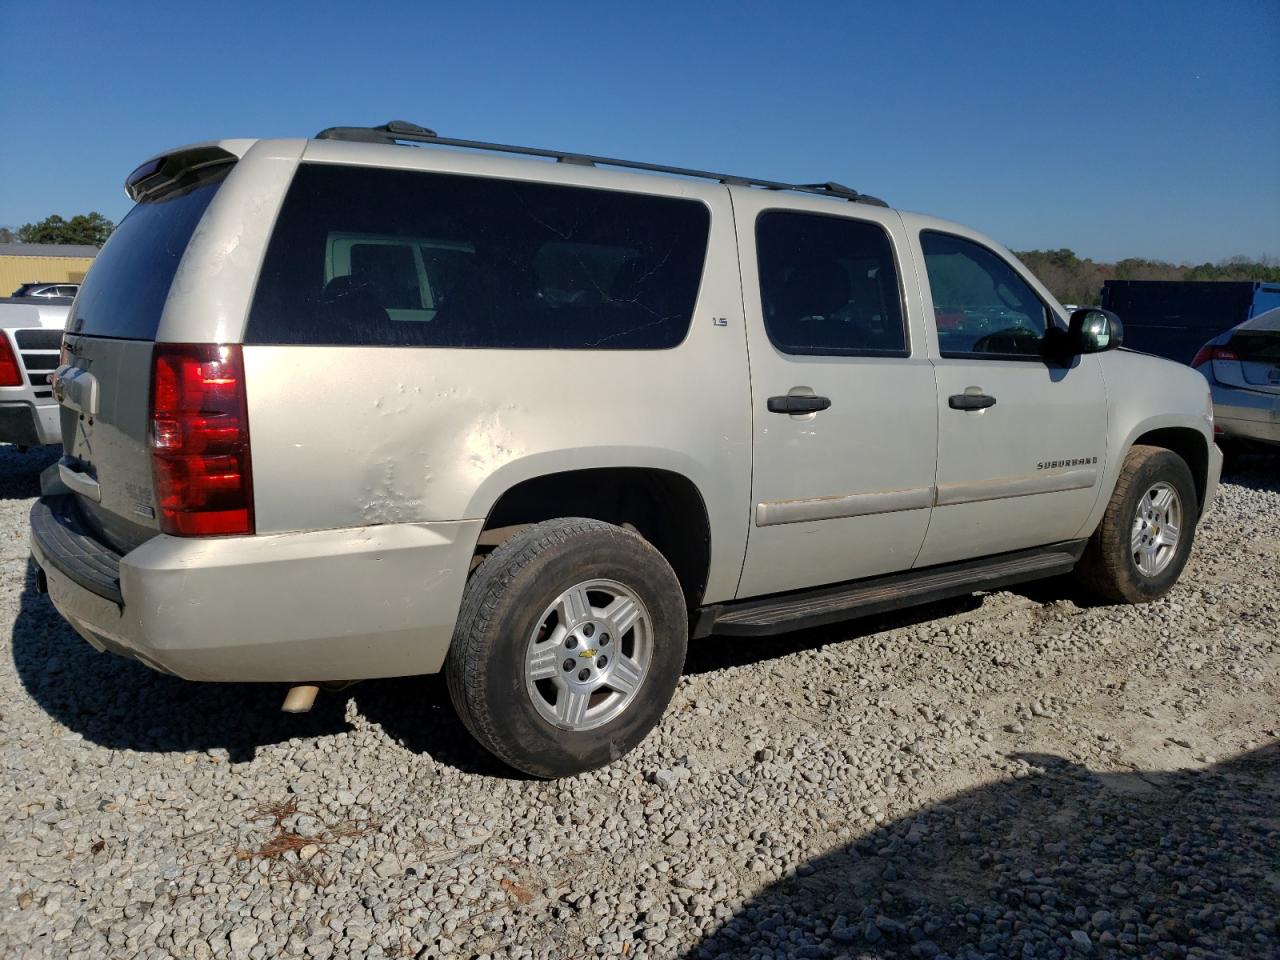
32, 122, 1221, 777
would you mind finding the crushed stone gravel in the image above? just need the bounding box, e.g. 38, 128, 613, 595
1, 443, 1276, 959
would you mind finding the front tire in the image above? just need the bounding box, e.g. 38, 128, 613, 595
446, 518, 687, 778
1076, 445, 1198, 603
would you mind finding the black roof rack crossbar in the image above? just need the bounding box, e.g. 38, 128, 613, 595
313, 121, 888, 207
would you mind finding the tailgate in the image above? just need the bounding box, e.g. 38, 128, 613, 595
54, 155, 232, 554
57, 335, 159, 552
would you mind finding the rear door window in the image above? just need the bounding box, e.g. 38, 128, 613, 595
67, 168, 227, 340
246, 164, 711, 349
755, 211, 908, 357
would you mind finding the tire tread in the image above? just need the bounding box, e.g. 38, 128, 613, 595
1076, 444, 1195, 603
446, 517, 682, 776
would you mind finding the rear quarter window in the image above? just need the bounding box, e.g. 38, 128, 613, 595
245, 164, 711, 349
67, 169, 226, 340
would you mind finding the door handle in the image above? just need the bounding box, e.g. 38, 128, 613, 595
767, 395, 832, 414
948, 393, 997, 411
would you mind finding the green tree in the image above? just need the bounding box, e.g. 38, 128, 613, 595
1015, 249, 1280, 304
16, 212, 114, 246
0, 226, 15, 244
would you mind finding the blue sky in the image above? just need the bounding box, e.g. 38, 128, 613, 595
1, 0, 1276, 264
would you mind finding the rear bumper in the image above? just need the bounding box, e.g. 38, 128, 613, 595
0, 400, 60, 447
1211, 384, 1280, 445
30, 494, 481, 682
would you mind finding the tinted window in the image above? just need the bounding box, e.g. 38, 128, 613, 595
246, 164, 711, 349
67, 169, 225, 340
921, 231, 1049, 359
755, 211, 907, 357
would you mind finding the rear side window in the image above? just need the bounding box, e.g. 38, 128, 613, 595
246, 164, 711, 349
755, 211, 907, 357
67, 169, 226, 340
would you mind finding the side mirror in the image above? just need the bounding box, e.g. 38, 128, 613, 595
1067, 308, 1123, 354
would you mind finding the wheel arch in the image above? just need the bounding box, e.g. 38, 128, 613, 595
475, 464, 715, 611
1128, 424, 1210, 512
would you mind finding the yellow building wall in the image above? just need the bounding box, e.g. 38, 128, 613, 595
0, 256, 97, 295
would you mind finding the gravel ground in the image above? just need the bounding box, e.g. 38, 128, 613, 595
1, 443, 1277, 960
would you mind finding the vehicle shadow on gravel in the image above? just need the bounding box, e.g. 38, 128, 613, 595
349, 676, 531, 778
11, 561, 353, 762
12, 561, 521, 774
686, 745, 1279, 959
1220, 451, 1279, 494
683, 595, 985, 676
0, 445, 58, 499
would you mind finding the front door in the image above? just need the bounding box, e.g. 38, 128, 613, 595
910, 228, 1107, 567
733, 191, 939, 598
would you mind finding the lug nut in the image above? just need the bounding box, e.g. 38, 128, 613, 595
597, 656, 608, 668
583, 623, 595, 638
577, 668, 591, 682
566, 637, 578, 650
600, 634, 610, 646
563, 659, 575, 672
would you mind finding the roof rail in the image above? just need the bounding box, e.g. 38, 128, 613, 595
313, 121, 888, 208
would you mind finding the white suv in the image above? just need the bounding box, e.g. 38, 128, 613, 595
32, 122, 1220, 776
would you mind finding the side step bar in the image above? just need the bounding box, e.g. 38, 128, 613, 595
696, 541, 1087, 638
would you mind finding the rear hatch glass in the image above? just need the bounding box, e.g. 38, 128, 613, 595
60, 164, 229, 552
68, 167, 225, 340
1228, 330, 1280, 391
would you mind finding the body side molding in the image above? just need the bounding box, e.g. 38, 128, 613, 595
754, 467, 1097, 527
935, 468, 1097, 507
754, 486, 935, 526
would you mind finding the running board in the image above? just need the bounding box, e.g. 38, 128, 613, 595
697, 541, 1087, 638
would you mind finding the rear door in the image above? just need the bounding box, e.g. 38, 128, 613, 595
732, 190, 938, 598
56, 162, 231, 553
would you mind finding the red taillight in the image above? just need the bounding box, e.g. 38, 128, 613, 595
1191, 345, 1238, 368
149, 343, 253, 536
0, 334, 23, 387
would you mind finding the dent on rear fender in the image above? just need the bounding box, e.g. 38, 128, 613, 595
461, 405, 526, 481
355, 389, 526, 525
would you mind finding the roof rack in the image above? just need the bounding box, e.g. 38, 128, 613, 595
314, 121, 888, 208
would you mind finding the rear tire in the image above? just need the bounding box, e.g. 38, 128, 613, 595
446, 517, 687, 778
1076, 445, 1198, 604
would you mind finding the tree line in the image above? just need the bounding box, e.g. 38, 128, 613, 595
0, 213, 115, 247
1014, 249, 1280, 306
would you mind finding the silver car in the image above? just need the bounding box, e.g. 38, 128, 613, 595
1193, 306, 1280, 457
30, 122, 1221, 777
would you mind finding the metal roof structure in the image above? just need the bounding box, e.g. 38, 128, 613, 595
0, 243, 100, 258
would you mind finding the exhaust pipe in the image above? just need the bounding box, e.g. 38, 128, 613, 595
281, 684, 320, 714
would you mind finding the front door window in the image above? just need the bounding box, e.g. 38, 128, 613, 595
922, 231, 1049, 360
